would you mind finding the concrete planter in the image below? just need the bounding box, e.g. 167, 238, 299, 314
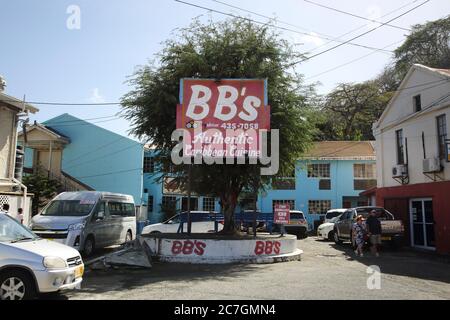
138, 234, 302, 264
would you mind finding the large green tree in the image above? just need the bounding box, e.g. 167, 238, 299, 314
378, 16, 450, 91
316, 81, 392, 141
122, 19, 315, 233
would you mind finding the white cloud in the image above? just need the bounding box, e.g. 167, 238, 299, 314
89, 88, 106, 103
366, 5, 382, 29
300, 32, 324, 46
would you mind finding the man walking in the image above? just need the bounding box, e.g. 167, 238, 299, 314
366, 209, 382, 257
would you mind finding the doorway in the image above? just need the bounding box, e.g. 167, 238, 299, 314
409, 198, 435, 250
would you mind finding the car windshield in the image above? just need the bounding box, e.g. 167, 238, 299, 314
290, 212, 305, 220
326, 211, 343, 219
164, 214, 181, 224
41, 200, 95, 217
329, 215, 341, 223
0, 214, 38, 243
356, 208, 392, 220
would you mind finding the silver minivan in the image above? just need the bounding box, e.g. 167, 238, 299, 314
30, 191, 136, 256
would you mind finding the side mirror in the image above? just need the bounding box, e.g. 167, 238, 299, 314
168, 220, 174, 224
97, 211, 105, 220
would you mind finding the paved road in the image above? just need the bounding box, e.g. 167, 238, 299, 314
57, 237, 450, 300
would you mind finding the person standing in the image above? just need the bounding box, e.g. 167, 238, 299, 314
17, 208, 24, 224
366, 210, 382, 257
352, 215, 366, 257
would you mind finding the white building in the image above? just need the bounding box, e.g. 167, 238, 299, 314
0, 77, 38, 224
373, 64, 450, 254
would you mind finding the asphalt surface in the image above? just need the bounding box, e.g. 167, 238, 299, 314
53, 237, 450, 300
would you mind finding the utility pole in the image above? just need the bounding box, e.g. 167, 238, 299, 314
187, 164, 192, 235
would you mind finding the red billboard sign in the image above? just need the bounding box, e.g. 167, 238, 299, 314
274, 204, 290, 224
176, 78, 270, 158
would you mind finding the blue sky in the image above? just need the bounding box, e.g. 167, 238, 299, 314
1, 0, 448, 140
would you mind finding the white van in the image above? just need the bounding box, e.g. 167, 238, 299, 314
30, 191, 136, 256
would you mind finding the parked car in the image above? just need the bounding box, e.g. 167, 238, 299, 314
333, 207, 404, 247
30, 191, 136, 256
0, 213, 84, 300
317, 214, 342, 241
142, 211, 224, 234
284, 211, 309, 238
323, 209, 347, 223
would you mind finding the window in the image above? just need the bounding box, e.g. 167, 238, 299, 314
437, 115, 448, 160
272, 177, 296, 190
307, 163, 330, 178
353, 163, 376, 190
143, 157, 155, 173
108, 202, 135, 217
272, 200, 295, 212
308, 200, 331, 215
181, 197, 198, 211
161, 196, 177, 211
353, 163, 376, 179
147, 195, 154, 213
396, 129, 405, 165
202, 197, 216, 212
413, 95, 422, 112
319, 179, 331, 190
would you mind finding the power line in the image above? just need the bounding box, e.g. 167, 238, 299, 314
208, 0, 392, 53
0, 99, 121, 106
41, 115, 119, 124
73, 167, 143, 179
45, 117, 122, 127
377, 90, 450, 129
174, 0, 394, 53
303, 0, 412, 32
62, 136, 130, 165
64, 143, 139, 170
308, 0, 420, 54
305, 39, 404, 80
288, 0, 430, 66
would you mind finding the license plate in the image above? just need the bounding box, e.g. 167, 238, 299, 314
75, 265, 84, 278
381, 236, 391, 241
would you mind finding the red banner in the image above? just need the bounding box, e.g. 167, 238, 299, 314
274, 204, 290, 224
176, 79, 270, 158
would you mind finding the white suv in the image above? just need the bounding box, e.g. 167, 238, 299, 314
0, 213, 84, 300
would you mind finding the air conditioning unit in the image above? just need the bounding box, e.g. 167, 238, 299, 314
423, 158, 442, 173
392, 164, 408, 178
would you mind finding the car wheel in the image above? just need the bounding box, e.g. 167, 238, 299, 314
83, 236, 95, 257
125, 230, 133, 243
327, 230, 334, 241
298, 229, 307, 239
0, 270, 36, 300
334, 230, 342, 244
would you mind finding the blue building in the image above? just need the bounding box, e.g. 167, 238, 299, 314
257, 141, 376, 229
19, 115, 376, 230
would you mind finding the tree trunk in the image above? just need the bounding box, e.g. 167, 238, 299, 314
220, 192, 239, 235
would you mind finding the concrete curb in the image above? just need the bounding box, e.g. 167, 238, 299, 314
156, 248, 303, 264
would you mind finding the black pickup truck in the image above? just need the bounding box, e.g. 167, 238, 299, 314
333, 207, 405, 247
